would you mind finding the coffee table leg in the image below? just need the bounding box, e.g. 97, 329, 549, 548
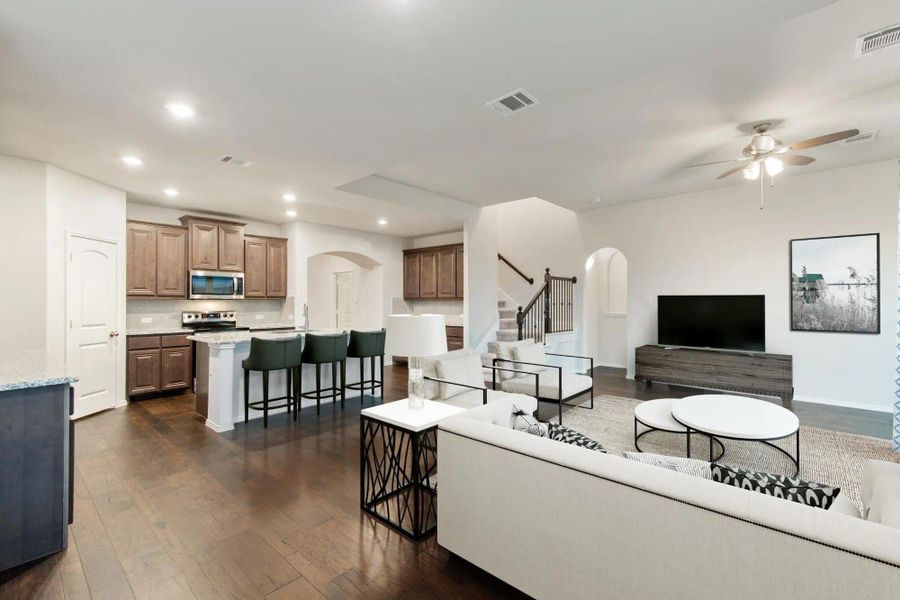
795, 429, 801, 477
686, 427, 691, 458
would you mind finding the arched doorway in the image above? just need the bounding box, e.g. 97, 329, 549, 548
306, 251, 383, 330
583, 248, 628, 367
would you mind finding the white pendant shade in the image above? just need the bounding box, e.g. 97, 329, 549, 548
385, 314, 448, 357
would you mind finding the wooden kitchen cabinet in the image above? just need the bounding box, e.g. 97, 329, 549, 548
160, 347, 192, 391
126, 222, 157, 296
188, 221, 219, 270
419, 250, 438, 299
127, 349, 161, 396
455, 245, 464, 299
156, 226, 187, 297
217, 224, 245, 272
244, 236, 267, 297
403, 243, 464, 300
266, 238, 287, 297
446, 326, 464, 350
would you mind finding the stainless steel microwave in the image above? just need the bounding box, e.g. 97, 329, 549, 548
189, 270, 245, 299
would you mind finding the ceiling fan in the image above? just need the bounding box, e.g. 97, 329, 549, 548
689, 122, 859, 208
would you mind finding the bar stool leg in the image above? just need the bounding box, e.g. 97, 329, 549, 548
379, 355, 384, 401
286, 368, 292, 417
332, 362, 339, 409
315, 364, 321, 415
294, 367, 300, 422
340, 360, 346, 408
359, 357, 365, 403
244, 369, 250, 423
370, 356, 376, 399
263, 371, 269, 428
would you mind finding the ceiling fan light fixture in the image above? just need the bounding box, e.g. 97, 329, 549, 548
764, 157, 784, 176
751, 134, 776, 154
742, 162, 760, 180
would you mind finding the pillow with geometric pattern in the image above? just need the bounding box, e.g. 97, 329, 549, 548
711, 463, 840, 510
547, 422, 606, 453
510, 404, 549, 437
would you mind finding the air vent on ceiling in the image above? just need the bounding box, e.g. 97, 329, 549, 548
218, 155, 252, 167
486, 88, 540, 116
856, 24, 900, 56
842, 130, 878, 145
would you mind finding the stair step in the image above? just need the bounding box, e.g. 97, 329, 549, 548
498, 308, 517, 319
496, 330, 519, 342
498, 299, 507, 308
499, 318, 517, 330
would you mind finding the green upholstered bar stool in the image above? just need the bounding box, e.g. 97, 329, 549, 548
242, 337, 297, 428
298, 332, 348, 415
344, 329, 385, 405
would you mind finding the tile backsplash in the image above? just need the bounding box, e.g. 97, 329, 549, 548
127, 297, 294, 331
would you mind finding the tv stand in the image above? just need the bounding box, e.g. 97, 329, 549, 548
634, 345, 793, 402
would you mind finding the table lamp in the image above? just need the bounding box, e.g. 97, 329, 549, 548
385, 314, 448, 409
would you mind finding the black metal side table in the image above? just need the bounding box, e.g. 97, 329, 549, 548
360, 399, 465, 540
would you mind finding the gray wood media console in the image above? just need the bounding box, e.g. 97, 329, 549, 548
634, 345, 793, 401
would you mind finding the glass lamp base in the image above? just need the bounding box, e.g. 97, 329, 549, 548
408, 356, 425, 409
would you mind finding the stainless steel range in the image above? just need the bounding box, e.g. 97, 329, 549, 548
181, 311, 248, 332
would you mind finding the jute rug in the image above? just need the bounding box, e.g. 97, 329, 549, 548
559, 395, 898, 509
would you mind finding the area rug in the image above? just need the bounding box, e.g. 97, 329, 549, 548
560, 395, 898, 509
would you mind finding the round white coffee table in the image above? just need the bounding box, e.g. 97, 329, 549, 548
671, 394, 800, 475
633, 398, 724, 459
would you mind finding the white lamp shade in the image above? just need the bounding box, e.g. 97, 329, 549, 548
385, 314, 448, 357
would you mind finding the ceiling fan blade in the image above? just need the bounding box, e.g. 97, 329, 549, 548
778, 154, 816, 166
686, 157, 748, 168
716, 162, 750, 180
788, 129, 859, 150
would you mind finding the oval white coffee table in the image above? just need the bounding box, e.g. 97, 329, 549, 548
633, 398, 724, 460
671, 394, 800, 475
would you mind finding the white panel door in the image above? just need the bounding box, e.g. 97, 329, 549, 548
335, 271, 354, 329
67, 235, 118, 419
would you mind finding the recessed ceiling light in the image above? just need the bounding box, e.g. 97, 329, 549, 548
377, 218, 388, 226
121, 155, 143, 167
166, 102, 195, 119
285, 209, 297, 218
164, 188, 179, 197
283, 193, 296, 202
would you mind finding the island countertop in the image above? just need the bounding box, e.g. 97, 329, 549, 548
0, 351, 78, 392
187, 328, 322, 346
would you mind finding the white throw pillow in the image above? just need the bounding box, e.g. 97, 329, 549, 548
511, 342, 548, 368
487, 338, 534, 381
435, 353, 485, 400
422, 349, 472, 399
623, 452, 712, 479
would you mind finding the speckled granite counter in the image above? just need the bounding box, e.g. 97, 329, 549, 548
125, 327, 193, 336
0, 351, 78, 392
187, 329, 306, 346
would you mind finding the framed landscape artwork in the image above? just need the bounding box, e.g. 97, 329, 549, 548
790, 233, 880, 333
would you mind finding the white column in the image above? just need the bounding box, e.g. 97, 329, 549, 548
206, 343, 236, 432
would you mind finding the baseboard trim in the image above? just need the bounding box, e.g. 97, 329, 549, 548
791, 395, 893, 414
204, 419, 233, 433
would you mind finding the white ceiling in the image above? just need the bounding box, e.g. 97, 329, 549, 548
1, 0, 898, 234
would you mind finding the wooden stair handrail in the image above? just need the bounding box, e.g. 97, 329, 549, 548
515, 267, 578, 342
498, 253, 534, 285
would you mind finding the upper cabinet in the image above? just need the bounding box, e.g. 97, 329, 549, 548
179, 216, 246, 272
244, 235, 288, 299
127, 221, 187, 298
403, 244, 463, 300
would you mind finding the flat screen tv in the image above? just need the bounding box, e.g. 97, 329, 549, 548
657, 295, 765, 352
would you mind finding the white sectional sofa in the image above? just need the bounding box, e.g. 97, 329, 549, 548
437, 396, 900, 600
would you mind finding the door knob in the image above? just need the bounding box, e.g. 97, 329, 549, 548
109, 330, 120, 338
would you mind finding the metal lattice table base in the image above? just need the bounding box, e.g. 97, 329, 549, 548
360, 416, 438, 539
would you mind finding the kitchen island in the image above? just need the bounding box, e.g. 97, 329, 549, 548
0, 352, 77, 571
190, 329, 364, 432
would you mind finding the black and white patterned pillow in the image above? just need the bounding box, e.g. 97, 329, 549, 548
623, 452, 711, 479
510, 404, 548, 437
547, 423, 606, 453
711, 464, 840, 510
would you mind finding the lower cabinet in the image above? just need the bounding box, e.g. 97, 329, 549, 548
127, 335, 192, 397
446, 326, 464, 350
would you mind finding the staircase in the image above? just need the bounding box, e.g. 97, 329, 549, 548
497, 299, 519, 341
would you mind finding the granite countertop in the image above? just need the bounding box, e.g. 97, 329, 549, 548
188, 329, 307, 346
0, 351, 78, 392
126, 327, 193, 336
246, 323, 297, 331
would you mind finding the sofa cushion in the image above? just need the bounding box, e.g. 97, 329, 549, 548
711, 464, 840, 510
501, 370, 592, 400
829, 494, 862, 519
547, 423, 606, 453
511, 342, 548, 368
510, 403, 549, 437
435, 353, 485, 400
487, 338, 535, 381
422, 348, 474, 399
862, 460, 900, 528
623, 452, 711, 479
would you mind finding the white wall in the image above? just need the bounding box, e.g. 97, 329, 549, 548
0, 155, 47, 351
578, 160, 898, 412
306, 253, 382, 330
284, 220, 405, 336
126, 202, 283, 237
409, 230, 463, 248
463, 207, 499, 350
45, 166, 127, 403
584, 248, 628, 368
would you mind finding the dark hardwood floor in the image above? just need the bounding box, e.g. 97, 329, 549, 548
1, 365, 891, 599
